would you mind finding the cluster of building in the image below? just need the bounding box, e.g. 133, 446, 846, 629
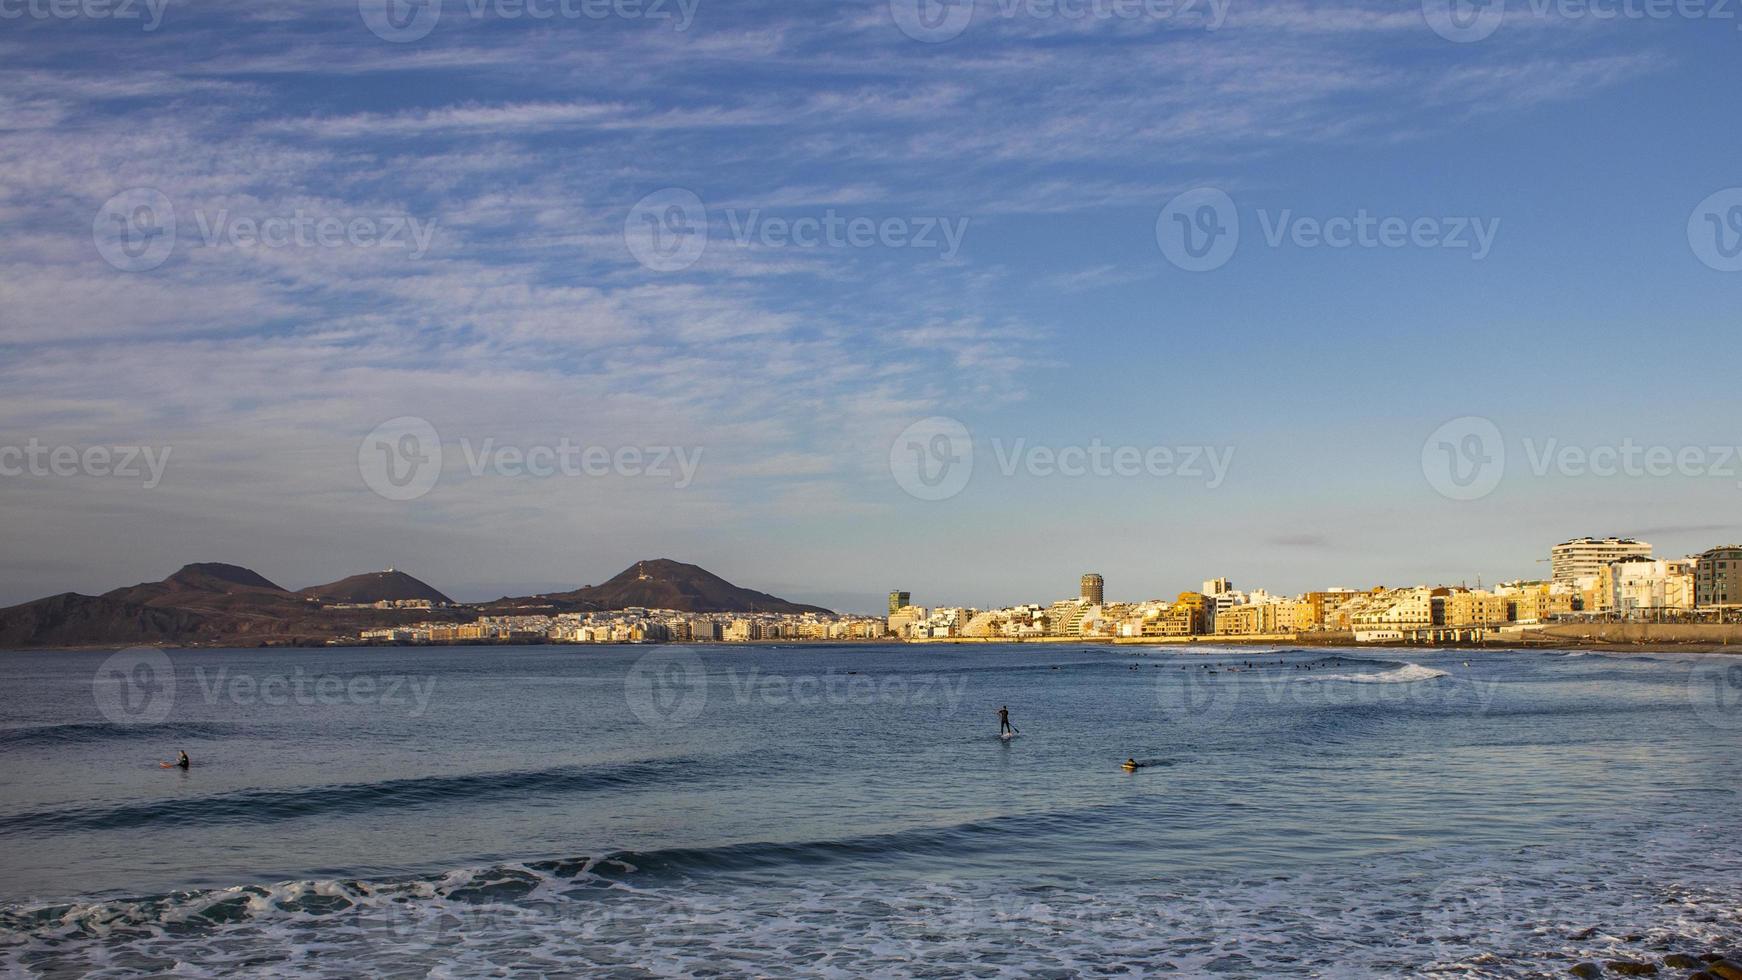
351, 537, 1739, 647
357, 608, 887, 645
885, 539, 1742, 645
326, 598, 447, 611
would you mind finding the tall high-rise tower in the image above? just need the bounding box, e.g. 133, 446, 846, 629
888, 590, 911, 615
1080, 573, 1104, 606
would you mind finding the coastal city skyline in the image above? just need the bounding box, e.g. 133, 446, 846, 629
3, 503, 1739, 612
342, 534, 1741, 646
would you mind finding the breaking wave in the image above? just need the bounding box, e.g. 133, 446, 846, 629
3, 823, 1738, 980
1303, 662, 1450, 684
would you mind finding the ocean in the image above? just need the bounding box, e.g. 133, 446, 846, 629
1, 644, 1738, 977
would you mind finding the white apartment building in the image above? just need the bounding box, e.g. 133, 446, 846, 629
1551, 537, 1652, 584
1604, 558, 1696, 614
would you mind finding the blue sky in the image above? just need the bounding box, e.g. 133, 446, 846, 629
1, 0, 1739, 611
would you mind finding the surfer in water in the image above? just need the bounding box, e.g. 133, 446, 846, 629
163, 751, 189, 770
998, 705, 1013, 736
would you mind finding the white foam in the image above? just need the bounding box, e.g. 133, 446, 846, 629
6, 832, 1741, 979
1308, 662, 1449, 684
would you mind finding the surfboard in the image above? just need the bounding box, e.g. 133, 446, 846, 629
1000, 732, 1016, 741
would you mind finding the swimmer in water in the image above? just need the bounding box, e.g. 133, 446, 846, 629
163, 751, 189, 770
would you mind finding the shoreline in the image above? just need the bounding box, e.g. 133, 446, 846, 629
5, 633, 1740, 654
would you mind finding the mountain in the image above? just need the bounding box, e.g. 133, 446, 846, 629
105, 562, 291, 607
487, 559, 831, 614
0, 593, 210, 649
0, 559, 823, 648
299, 569, 453, 605
0, 563, 465, 648
165, 562, 286, 593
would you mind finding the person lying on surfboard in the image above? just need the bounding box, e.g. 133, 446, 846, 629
160, 751, 189, 770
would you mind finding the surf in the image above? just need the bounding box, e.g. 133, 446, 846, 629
0, 756, 762, 837
1302, 662, 1449, 684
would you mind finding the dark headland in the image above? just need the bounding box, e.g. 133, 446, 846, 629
0, 558, 824, 649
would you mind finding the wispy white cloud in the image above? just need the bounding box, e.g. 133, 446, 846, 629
0, 0, 1675, 602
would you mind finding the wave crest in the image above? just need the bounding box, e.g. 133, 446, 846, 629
1306, 662, 1449, 684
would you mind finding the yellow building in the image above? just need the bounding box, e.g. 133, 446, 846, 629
1215, 603, 1281, 635
1141, 605, 1197, 637
1297, 590, 1359, 630
1504, 585, 1574, 623
888, 606, 925, 638
1167, 592, 1214, 635
1440, 591, 1509, 627
1351, 588, 1439, 631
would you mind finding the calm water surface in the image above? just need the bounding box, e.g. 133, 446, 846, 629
1, 644, 1738, 977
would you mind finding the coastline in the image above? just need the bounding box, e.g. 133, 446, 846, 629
6, 624, 1742, 653
904, 623, 1742, 654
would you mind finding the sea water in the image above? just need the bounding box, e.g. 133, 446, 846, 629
1, 644, 1738, 977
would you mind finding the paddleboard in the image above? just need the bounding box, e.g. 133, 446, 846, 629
1000, 732, 1016, 741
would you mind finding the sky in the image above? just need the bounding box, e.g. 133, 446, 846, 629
1, 0, 1739, 613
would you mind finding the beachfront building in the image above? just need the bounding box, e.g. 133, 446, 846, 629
1295, 590, 1361, 630
888, 591, 911, 616
1214, 601, 1286, 636
912, 606, 973, 638
1439, 590, 1510, 627
1550, 537, 1652, 584
961, 610, 1000, 637
1696, 546, 1742, 610
888, 605, 926, 638
1497, 581, 1578, 624
1597, 557, 1696, 617
1045, 598, 1090, 636
1350, 588, 1440, 631
1080, 573, 1104, 605
1200, 578, 1238, 626
1165, 592, 1214, 635
1077, 605, 1118, 638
